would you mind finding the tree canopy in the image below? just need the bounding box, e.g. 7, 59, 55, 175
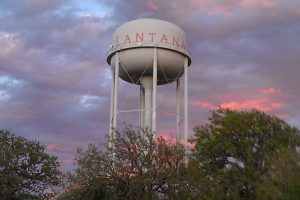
57, 127, 189, 200
0, 130, 62, 200
189, 109, 300, 199
57, 109, 300, 199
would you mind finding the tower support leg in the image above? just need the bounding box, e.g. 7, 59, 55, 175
140, 76, 153, 129
109, 67, 115, 148
152, 47, 157, 133
184, 57, 189, 148
140, 86, 145, 129
111, 52, 119, 146
176, 78, 180, 142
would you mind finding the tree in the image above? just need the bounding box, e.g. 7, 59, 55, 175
256, 148, 300, 200
189, 109, 300, 199
0, 129, 62, 200
57, 127, 189, 200
58, 109, 300, 199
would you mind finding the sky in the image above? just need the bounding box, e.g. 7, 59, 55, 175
0, 0, 300, 171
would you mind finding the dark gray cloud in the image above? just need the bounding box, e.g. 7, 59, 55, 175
0, 0, 300, 171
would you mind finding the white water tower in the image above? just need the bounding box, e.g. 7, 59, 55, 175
107, 18, 191, 146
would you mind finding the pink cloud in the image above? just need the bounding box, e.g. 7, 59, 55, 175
156, 131, 195, 149
187, 0, 277, 15
147, 0, 158, 11
46, 144, 74, 153
274, 113, 289, 119
219, 98, 283, 111
193, 98, 284, 112
262, 87, 282, 95
239, 0, 276, 10
164, 112, 177, 117
156, 132, 177, 142
190, 0, 205, 7
193, 100, 217, 110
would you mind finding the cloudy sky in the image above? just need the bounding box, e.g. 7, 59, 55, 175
1, 0, 300, 171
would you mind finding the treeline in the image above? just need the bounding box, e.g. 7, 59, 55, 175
1, 109, 300, 200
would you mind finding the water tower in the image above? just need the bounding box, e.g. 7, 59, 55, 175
107, 18, 191, 146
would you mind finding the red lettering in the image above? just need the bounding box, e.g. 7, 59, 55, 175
172, 36, 179, 47
148, 32, 156, 41
180, 41, 186, 50
124, 34, 131, 43
135, 33, 144, 42
160, 34, 168, 43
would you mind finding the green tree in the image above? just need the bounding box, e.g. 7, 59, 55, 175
58, 127, 189, 200
0, 130, 62, 200
257, 148, 300, 200
189, 109, 300, 199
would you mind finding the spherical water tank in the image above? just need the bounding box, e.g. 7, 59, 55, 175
106, 18, 191, 85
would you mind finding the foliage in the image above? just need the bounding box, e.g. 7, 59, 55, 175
57, 127, 188, 200
256, 148, 300, 200
0, 129, 62, 200
57, 109, 300, 199
189, 109, 300, 199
